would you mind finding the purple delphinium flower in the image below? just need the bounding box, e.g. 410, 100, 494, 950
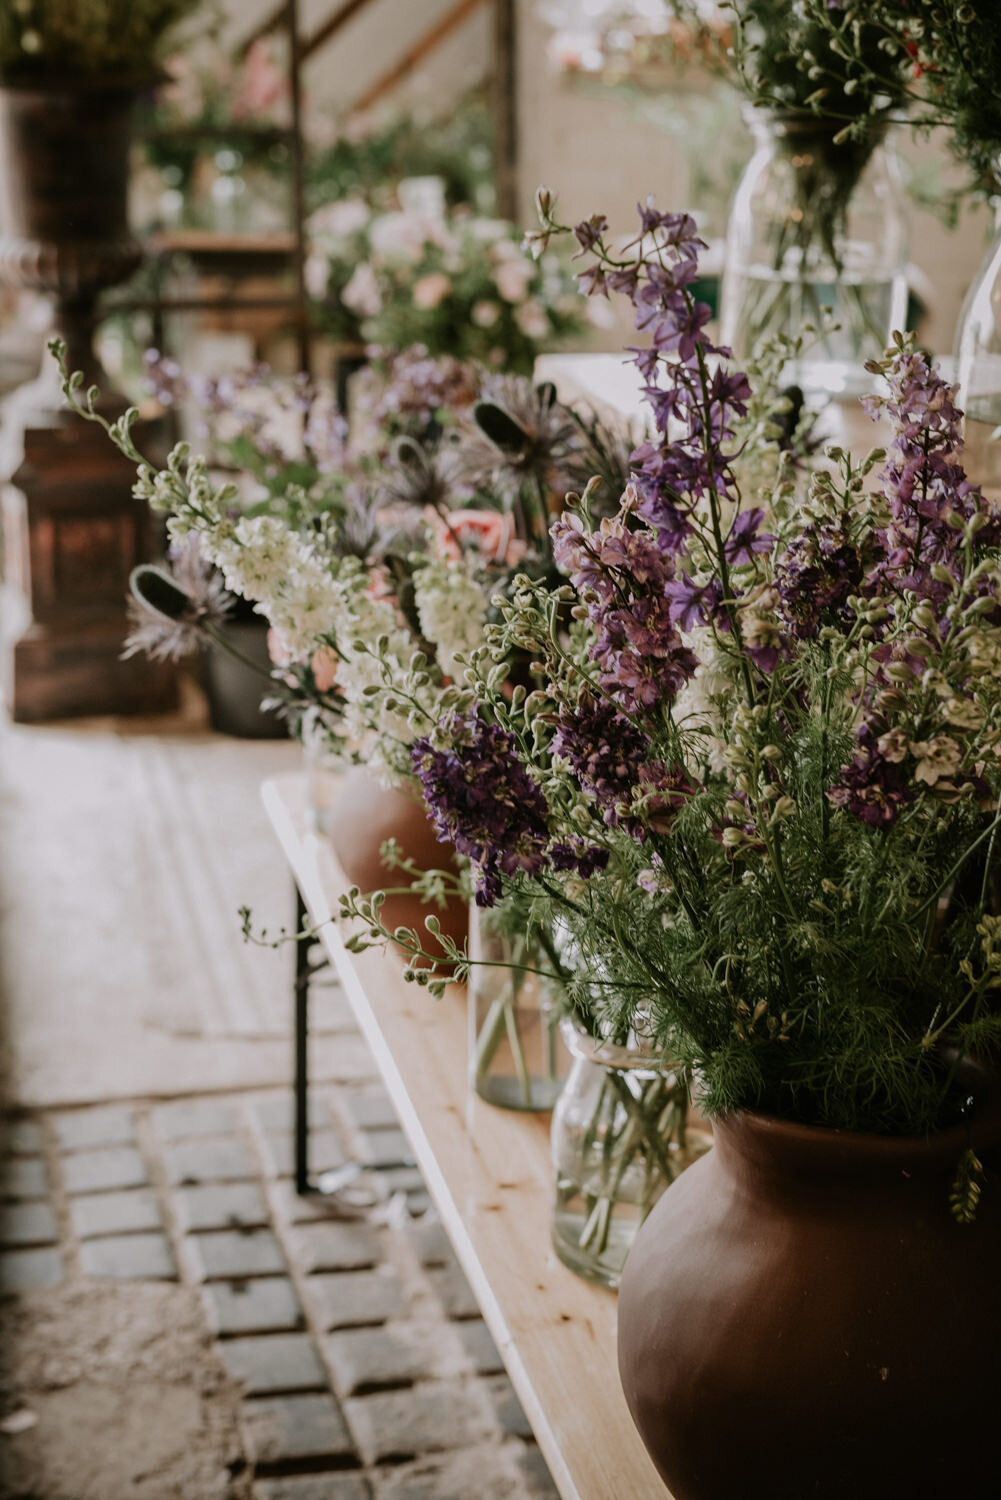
411, 708, 605, 907
551, 510, 697, 713
774, 518, 862, 640
725, 507, 773, 565
827, 726, 912, 828
554, 694, 697, 838
664, 572, 724, 633
570, 201, 749, 569
575, 213, 608, 252
552, 696, 647, 831
826, 346, 1001, 830
865, 348, 1001, 606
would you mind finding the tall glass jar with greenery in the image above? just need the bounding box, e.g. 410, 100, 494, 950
720, 112, 908, 399
954, 196, 1001, 496
715, 1, 909, 396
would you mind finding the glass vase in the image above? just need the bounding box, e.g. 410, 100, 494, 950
550, 1021, 712, 1289
468, 905, 568, 1111
720, 112, 908, 402
301, 707, 341, 837
955, 205, 1001, 495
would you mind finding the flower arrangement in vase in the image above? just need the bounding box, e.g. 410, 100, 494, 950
57, 175, 1001, 1489
349, 193, 999, 1491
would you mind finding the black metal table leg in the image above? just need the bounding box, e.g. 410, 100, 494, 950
294, 883, 312, 1195
291, 879, 417, 1200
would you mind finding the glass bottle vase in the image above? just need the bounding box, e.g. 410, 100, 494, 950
720, 112, 908, 402
955, 205, 1001, 496
468, 905, 568, 1111
550, 1021, 712, 1289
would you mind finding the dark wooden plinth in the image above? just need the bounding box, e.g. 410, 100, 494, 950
7, 615, 176, 722
1, 405, 177, 722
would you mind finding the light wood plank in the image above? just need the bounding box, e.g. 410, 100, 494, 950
262, 771, 670, 1500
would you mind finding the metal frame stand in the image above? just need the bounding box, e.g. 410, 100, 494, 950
294, 883, 328, 1195
292, 883, 416, 1199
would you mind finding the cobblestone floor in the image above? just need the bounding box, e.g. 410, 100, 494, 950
0, 1002, 560, 1500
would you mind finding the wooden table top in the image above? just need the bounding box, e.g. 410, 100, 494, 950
261, 770, 671, 1500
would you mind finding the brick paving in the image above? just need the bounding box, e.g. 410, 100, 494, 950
0, 1057, 560, 1497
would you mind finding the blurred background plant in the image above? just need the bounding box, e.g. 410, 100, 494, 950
0, 0, 202, 79
307, 90, 496, 215
306, 193, 589, 371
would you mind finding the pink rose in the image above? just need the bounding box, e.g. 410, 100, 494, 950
430, 508, 522, 566
412, 272, 452, 310
366, 565, 396, 601
310, 646, 338, 693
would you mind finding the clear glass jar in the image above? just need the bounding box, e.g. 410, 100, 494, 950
720, 112, 908, 401
955, 202, 1001, 495
301, 707, 342, 837
209, 148, 249, 233
551, 1021, 712, 1289
468, 904, 569, 1111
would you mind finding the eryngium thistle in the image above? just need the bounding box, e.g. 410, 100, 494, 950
122, 536, 232, 662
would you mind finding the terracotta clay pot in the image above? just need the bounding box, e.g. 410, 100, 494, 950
617, 1089, 1001, 1500
328, 765, 467, 957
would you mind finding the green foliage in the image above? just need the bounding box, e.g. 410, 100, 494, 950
729, 0, 906, 129
306, 92, 495, 215
951, 1146, 984, 1224
0, 0, 198, 79
788, 1, 1001, 194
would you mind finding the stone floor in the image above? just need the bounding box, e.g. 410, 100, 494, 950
0, 1054, 559, 1498
0, 704, 559, 1499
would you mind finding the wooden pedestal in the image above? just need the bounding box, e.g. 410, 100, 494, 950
1, 407, 176, 721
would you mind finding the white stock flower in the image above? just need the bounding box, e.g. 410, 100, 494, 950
203, 516, 342, 657
413, 559, 487, 680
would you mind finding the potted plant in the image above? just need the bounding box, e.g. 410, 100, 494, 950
0, 0, 198, 384
0, 0, 198, 719
359, 195, 999, 1494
